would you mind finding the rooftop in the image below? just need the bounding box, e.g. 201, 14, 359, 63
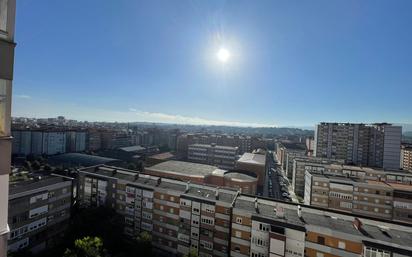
145, 160, 220, 177
224, 171, 257, 181
237, 152, 266, 166
119, 145, 146, 152
235, 195, 412, 248
148, 152, 175, 160
80, 165, 237, 203
48, 153, 120, 166
189, 143, 238, 150
9, 172, 71, 196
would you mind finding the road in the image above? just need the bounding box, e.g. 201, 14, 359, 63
263, 151, 284, 200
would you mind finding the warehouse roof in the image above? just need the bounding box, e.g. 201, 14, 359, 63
237, 152, 266, 166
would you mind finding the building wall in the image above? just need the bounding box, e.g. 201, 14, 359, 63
314, 123, 402, 169
400, 145, 412, 171
0, 0, 16, 255
235, 162, 265, 187
8, 178, 72, 253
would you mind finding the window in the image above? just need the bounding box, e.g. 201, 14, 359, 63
235, 231, 242, 238
170, 208, 174, 214
160, 194, 164, 200
338, 241, 346, 249
236, 217, 242, 224
170, 196, 175, 201
317, 236, 325, 245
160, 205, 164, 211
364, 247, 390, 257
316, 252, 324, 257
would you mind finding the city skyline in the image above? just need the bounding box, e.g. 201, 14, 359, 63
12, 1, 412, 127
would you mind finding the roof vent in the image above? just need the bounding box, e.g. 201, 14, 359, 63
297, 205, 302, 218
276, 205, 285, 219
185, 181, 190, 193
215, 187, 219, 200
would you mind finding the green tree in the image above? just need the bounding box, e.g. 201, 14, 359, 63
23, 161, 32, 171
135, 231, 152, 256
43, 164, 52, 171
63, 236, 108, 257
127, 163, 137, 170
184, 249, 199, 257
32, 160, 41, 170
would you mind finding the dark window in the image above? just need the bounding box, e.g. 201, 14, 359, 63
317, 236, 325, 245
375, 190, 380, 195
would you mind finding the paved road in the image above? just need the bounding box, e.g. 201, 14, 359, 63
263, 151, 283, 200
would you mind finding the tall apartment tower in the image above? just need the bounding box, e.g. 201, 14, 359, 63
314, 122, 402, 169
0, 0, 16, 256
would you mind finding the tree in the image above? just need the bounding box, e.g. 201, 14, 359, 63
184, 249, 199, 257
135, 231, 152, 256
43, 164, 52, 171
63, 236, 108, 257
32, 160, 41, 170
23, 161, 32, 171
127, 163, 137, 170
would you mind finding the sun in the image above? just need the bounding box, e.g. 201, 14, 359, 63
217, 48, 230, 63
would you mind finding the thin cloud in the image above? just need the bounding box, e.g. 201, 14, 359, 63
15, 94, 32, 99
128, 108, 275, 127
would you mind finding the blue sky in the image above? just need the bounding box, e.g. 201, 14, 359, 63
12, 0, 412, 127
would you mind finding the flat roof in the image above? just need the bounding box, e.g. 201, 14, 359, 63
119, 145, 146, 152
237, 152, 266, 166
9, 173, 70, 196
79, 165, 237, 203
235, 195, 412, 248
224, 172, 257, 181
148, 152, 175, 160
189, 143, 238, 150
145, 160, 220, 177
49, 153, 119, 166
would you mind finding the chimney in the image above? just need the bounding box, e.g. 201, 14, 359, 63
297, 205, 302, 218
353, 217, 362, 231
215, 187, 219, 200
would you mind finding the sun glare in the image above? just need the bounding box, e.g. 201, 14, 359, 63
217, 48, 230, 63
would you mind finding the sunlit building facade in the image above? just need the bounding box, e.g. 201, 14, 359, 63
0, 0, 16, 256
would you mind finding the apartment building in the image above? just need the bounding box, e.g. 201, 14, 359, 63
8, 173, 73, 253
401, 144, 412, 171
78, 165, 412, 257
12, 130, 67, 156
0, 0, 16, 256
78, 166, 236, 257
304, 171, 412, 223
389, 183, 412, 223
285, 150, 306, 180
292, 157, 345, 198
177, 134, 262, 156
299, 162, 412, 185
275, 142, 307, 174
231, 195, 412, 257
188, 144, 239, 170
314, 122, 402, 169
66, 131, 87, 152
